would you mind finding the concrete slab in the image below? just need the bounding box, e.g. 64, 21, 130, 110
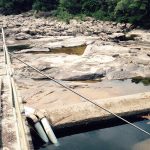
46, 92, 150, 128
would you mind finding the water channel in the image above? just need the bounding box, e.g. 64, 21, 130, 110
36, 120, 150, 150
29, 77, 150, 150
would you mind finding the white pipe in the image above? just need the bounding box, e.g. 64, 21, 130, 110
34, 122, 49, 143
29, 114, 49, 143
24, 107, 49, 143
41, 118, 59, 146
24, 106, 59, 146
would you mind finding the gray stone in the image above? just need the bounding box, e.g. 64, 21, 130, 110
106, 70, 136, 80
15, 33, 31, 40
109, 33, 125, 41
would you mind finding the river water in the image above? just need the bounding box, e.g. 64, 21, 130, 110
38, 120, 150, 150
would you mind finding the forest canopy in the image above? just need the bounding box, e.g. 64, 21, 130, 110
0, 0, 149, 26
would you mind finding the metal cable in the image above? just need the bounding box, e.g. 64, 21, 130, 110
9, 52, 150, 136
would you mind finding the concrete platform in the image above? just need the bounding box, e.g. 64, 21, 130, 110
46, 92, 150, 129
0, 51, 18, 149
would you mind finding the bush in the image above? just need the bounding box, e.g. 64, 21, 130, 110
32, 0, 58, 12
59, 0, 82, 14
91, 10, 107, 20
56, 7, 73, 23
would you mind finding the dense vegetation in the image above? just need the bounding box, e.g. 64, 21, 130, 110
0, 0, 149, 27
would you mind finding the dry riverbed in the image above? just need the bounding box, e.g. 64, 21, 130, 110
8, 30, 150, 128
0, 13, 150, 128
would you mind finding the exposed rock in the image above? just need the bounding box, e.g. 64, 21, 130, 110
128, 48, 139, 53
15, 33, 31, 40
106, 70, 136, 80
45, 42, 63, 49
1, 12, 150, 130
10, 34, 150, 81
134, 54, 150, 65
44, 36, 99, 49
21, 27, 30, 33
83, 44, 130, 57
109, 33, 126, 41
126, 30, 150, 42
0, 13, 132, 40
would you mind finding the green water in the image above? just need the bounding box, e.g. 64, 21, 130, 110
37, 120, 150, 150
132, 77, 150, 86
49, 45, 86, 55
9, 44, 86, 55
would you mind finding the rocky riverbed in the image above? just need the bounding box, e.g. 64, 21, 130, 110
0, 12, 132, 40
11, 33, 150, 81
0, 13, 150, 127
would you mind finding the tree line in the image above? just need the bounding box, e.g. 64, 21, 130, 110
0, 0, 149, 27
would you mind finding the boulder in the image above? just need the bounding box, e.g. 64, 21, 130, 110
109, 33, 126, 41
134, 54, 150, 65
15, 33, 31, 40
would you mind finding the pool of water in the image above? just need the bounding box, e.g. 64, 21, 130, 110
48, 45, 86, 55
8, 44, 31, 51
36, 120, 150, 150
70, 79, 150, 101
10, 45, 86, 55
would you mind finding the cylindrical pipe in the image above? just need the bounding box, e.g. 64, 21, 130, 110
29, 114, 49, 143
25, 106, 59, 145
41, 118, 59, 146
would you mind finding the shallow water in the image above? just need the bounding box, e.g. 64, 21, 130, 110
48, 45, 86, 55
70, 79, 150, 101
10, 45, 86, 56
38, 120, 150, 150
8, 44, 31, 51
94, 78, 150, 97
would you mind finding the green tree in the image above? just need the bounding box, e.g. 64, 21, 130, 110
59, 0, 82, 14
0, 0, 33, 14
0, 0, 58, 14
0, 0, 149, 27
114, 0, 149, 24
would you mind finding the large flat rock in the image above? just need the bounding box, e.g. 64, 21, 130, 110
12, 39, 150, 81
